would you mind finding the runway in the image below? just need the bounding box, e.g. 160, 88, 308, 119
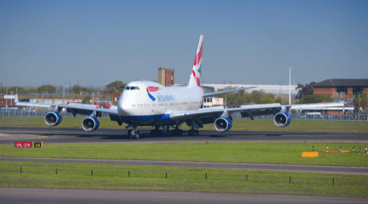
0, 127, 368, 144
1, 127, 367, 202
1, 157, 368, 175
1, 188, 367, 204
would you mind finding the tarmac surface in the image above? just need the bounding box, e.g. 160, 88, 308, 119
2, 188, 367, 204
0, 127, 368, 144
1, 157, 368, 175
1, 127, 368, 203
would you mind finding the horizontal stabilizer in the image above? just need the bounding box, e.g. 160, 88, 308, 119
203, 86, 256, 97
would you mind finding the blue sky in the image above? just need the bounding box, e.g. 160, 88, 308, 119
1, 0, 367, 87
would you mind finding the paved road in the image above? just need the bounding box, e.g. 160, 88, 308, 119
1, 188, 367, 204
0, 127, 367, 144
2, 157, 368, 175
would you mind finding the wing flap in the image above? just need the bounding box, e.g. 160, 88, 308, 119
170, 103, 282, 121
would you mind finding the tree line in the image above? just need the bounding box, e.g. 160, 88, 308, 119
0, 80, 127, 95
216, 88, 284, 106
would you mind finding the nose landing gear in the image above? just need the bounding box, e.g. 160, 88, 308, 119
126, 124, 139, 139
128, 129, 139, 139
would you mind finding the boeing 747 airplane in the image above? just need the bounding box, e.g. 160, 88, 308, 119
15, 35, 353, 139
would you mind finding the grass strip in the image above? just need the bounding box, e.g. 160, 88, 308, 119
0, 117, 367, 132
1, 161, 367, 197
1, 142, 368, 167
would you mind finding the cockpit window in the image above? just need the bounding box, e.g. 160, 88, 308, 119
125, 86, 139, 90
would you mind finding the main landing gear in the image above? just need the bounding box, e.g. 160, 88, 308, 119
150, 126, 162, 137
150, 125, 184, 137
188, 128, 199, 136
171, 125, 183, 136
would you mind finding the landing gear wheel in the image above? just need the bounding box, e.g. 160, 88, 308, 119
172, 129, 183, 136
133, 131, 139, 139
150, 129, 162, 137
188, 129, 198, 136
128, 130, 140, 139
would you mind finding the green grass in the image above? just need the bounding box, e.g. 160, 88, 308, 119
1, 161, 367, 197
0, 117, 367, 132
1, 142, 368, 167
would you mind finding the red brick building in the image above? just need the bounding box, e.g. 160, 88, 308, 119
313, 79, 368, 100
158, 67, 175, 86
313, 79, 368, 115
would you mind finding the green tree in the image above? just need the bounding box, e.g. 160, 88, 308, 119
353, 92, 367, 111
296, 81, 316, 99
27, 87, 38, 93
37, 84, 56, 93
82, 95, 92, 104
275, 97, 283, 104
260, 95, 274, 104
299, 94, 332, 104
9, 87, 28, 94
105, 80, 126, 93
69, 85, 92, 94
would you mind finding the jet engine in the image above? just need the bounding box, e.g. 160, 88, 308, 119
214, 117, 233, 132
82, 116, 100, 132
44, 111, 62, 126
273, 112, 291, 127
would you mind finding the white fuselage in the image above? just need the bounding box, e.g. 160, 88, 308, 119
117, 81, 203, 118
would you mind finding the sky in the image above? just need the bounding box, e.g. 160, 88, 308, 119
1, 0, 368, 88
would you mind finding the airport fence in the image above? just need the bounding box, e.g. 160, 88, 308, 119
232, 112, 368, 121
0, 109, 367, 121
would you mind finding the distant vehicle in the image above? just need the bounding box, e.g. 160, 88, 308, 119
305, 112, 322, 118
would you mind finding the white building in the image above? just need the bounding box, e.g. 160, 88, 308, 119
202, 84, 298, 95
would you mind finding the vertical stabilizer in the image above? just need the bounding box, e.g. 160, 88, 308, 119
188, 35, 203, 88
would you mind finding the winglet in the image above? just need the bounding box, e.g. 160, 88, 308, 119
14, 94, 19, 103
347, 95, 356, 105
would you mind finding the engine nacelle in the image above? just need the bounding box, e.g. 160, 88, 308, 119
44, 111, 62, 126
214, 117, 233, 132
274, 112, 291, 127
82, 117, 100, 132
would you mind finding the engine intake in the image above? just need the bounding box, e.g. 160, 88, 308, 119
82, 117, 100, 132
44, 111, 62, 126
274, 112, 291, 127
214, 117, 232, 132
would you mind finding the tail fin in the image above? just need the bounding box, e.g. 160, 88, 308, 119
188, 35, 204, 88
14, 94, 19, 103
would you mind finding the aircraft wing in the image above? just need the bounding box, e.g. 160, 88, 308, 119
289, 101, 354, 112
15, 100, 119, 116
170, 103, 282, 127
203, 86, 257, 97
291, 107, 354, 111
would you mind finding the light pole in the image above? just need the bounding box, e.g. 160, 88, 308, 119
289, 68, 293, 105
5, 86, 7, 110
63, 86, 66, 105
42, 91, 48, 104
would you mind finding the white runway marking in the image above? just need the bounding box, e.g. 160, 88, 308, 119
0, 133, 10, 137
